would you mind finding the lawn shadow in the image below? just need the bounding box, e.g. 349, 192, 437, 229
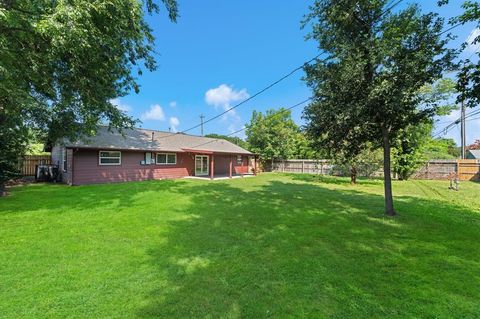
287, 173, 381, 186
0, 179, 190, 215
138, 178, 480, 318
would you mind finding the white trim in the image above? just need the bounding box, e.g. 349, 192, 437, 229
156, 153, 177, 165
99, 150, 122, 166
195, 155, 209, 176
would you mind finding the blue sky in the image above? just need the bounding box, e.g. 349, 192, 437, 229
114, 0, 479, 145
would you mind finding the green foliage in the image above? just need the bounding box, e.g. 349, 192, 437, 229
25, 144, 49, 156
418, 78, 458, 116
392, 79, 458, 180
0, 0, 177, 188
423, 137, 459, 159
0, 112, 29, 191
292, 132, 324, 159
333, 146, 383, 181
246, 108, 307, 161
392, 123, 431, 180
204, 134, 249, 150
1, 175, 480, 317
440, 1, 480, 109
303, 0, 454, 214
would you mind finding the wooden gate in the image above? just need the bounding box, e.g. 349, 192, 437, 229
457, 159, 480, 181
20, 155, 51, 176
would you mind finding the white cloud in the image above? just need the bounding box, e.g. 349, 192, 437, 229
141, 104, 165, 121
111, 98, 131, 112
169, 101, 177, 108
205, 84, 249, 120
169, 117, 180, 132
466, 28, 480, 52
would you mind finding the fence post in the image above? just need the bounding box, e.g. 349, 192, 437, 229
302, 161, 304, 173
457, 160, 460, 180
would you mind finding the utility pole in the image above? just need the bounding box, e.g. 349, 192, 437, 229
200, 114, 205, 136
461, 100, 466, 159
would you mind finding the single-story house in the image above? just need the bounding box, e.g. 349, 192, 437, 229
466, 149, 480, 160
51, 127, 257, 185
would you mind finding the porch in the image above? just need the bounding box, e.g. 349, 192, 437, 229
182, 150, 258, 180
184, 173, 256, 181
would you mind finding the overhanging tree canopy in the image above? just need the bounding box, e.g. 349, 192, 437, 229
0, 0, 177, 192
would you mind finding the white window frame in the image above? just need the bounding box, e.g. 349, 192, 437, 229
236, 155, 243, 165
156, 153, 177, 165
99, 150, 122, 166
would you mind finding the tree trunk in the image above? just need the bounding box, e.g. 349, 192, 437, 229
350, 166, 357, 185
382, 130, 396, 216
0, 182, 6, 197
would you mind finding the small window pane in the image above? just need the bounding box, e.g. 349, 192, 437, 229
237, 155, 242, 165
157, 154, 167, 164
101, 158, 120, 164
167, 154, 176, 164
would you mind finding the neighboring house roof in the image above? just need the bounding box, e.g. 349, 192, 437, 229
467, 149, 480, 159
64, 126, 252, 155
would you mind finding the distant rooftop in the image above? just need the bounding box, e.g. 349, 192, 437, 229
467, 149, 480, 159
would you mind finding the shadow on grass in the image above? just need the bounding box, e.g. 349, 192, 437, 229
287, 173, 381, 186
138, 179, 480, 318
0, 179, 190, 215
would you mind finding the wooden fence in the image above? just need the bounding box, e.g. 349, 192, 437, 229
412, 159, 480, 181
19, 155, 51, 176
271, 159, 333, 175
270, 159, 480, 181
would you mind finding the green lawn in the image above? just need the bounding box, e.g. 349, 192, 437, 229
1, 173, 479, 318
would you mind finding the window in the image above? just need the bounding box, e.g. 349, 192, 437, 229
156, 153, 176, 165
237, 155, 243, 165
99, 151, 121, 165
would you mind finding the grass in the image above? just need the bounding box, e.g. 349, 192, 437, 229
1, 173, 479, 318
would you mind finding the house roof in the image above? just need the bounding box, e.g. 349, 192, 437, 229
467, 149, 480, 159
65, 126, 252, 155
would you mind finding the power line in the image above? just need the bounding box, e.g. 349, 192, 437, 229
154, 1, 404, 142
186, 97, 313, 150
381, 0, 404, 17
433, 108, 480, 138
438, 22, 462, 37
155, 54, 325, 140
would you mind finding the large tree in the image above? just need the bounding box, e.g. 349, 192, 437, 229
303, 0, 454, 215
0, 0, 177, 193
245, 108, 301, 166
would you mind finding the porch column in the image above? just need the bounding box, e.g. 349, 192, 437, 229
210, 154, 215, 180
254, 155, 258, 176
229, 155, 233, 178
241, 155, 244, 178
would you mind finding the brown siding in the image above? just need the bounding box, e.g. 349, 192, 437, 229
233, 155, 249, 175
72, 149, 194, 185
214, 154, 231, 175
